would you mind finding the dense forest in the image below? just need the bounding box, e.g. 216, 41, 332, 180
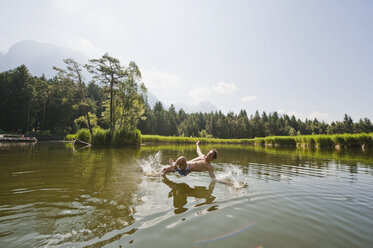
139, 104, 373, 138
1, 54, 373, 139
0, 54, 147, 138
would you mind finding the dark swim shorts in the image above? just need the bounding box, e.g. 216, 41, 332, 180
176, 167, 190, 176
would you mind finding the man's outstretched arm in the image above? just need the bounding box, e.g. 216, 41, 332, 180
196, 140, 204, 157
208, 166, 216, 179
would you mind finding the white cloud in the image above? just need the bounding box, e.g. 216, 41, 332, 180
188, 81, 239, 102
52, 0, 129, 51
142, 68, 184, 106
277, 109, 330, 121
71, 38, 104, 57
52, 0, 77, 9
212, 82, 238, 94
174, 101, 218, 113
188, 86, 212, 101
240, 95, 257, 102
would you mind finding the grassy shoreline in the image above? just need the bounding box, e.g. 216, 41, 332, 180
142, 133, 373, 150
66, 127, 141, 146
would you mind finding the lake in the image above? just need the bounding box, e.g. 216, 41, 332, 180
0, 142, 373, 247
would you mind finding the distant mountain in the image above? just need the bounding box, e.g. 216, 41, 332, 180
147, 91, 160, 108
174, 101, 218, 113
0, 40, 89, 78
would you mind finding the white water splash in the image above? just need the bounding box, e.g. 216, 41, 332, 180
138, 151, 163, 177
216, 165, 247, 188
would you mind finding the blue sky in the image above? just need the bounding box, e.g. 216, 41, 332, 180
1, 0, 372, 122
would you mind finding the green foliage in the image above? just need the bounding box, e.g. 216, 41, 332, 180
331, 135, 346, 147
303, 135, 316, 147
139, 106, 373, 140
1, 63, 373, 148
343, 134, 360, 147
0, 56, 147, 138
65, 134, 76, 141
356, 133, 373, 146
91, 127, 108, 145
289, 127, 297, 136
269, 136, 297, 146
40, 130, 52, 137
76, 129, 91, 143
142, 133, 373, 150
104, 130, 113, 144
27, 129, 52, 137
68, 126, 141, 146
254, 138, 265, 146
112, 128, 127, 145
313, 135, 334, 147
199, 129, 213, 139
142, 135, 255, 145
74, 112, 98, 130
112, 128, 141, 146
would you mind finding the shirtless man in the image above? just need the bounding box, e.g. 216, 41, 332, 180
161, 140, 218, 178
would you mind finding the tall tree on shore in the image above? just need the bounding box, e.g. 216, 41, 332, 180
117, 61, 147, 129
24, 77, 36, 133
54, 59, 93, 135
35, 78, 50, 130
85, 53, 126, 132
168, 104, 178, 136
0, 65, 31, 132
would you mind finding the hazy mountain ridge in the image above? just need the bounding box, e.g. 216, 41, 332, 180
0, 40, 88, 78
174, 101, 218, 114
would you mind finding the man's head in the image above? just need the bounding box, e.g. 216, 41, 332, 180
205, 149, 218, 161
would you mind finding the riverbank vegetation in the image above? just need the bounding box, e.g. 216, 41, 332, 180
1, 53, 373, 147
142, 133, 373, 150
66, 127, 141, 146
142, 134, 253, 144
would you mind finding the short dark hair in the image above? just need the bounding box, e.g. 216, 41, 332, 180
212, 149, 218, 159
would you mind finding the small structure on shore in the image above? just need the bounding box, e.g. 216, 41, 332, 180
0, 134, 37, 142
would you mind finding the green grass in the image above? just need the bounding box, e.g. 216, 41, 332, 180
313, 135, 334, 147
65, 131, 373, 149
141, 135, 255, 145
66, 127, 141, 146
91, 127, 109, 145
76, 129, 91, 143
112, 128, 141, 146
142, 133, 373, 150
65, 134, 76, 141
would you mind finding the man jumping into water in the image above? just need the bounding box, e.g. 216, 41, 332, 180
161, 140, 218, 178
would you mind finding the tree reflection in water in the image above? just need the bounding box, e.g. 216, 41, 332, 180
162, 176, 216, 214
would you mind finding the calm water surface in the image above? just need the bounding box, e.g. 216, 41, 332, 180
0, 142, 373, 247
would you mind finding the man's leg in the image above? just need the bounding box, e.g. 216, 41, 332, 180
162, 156, 187, 174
